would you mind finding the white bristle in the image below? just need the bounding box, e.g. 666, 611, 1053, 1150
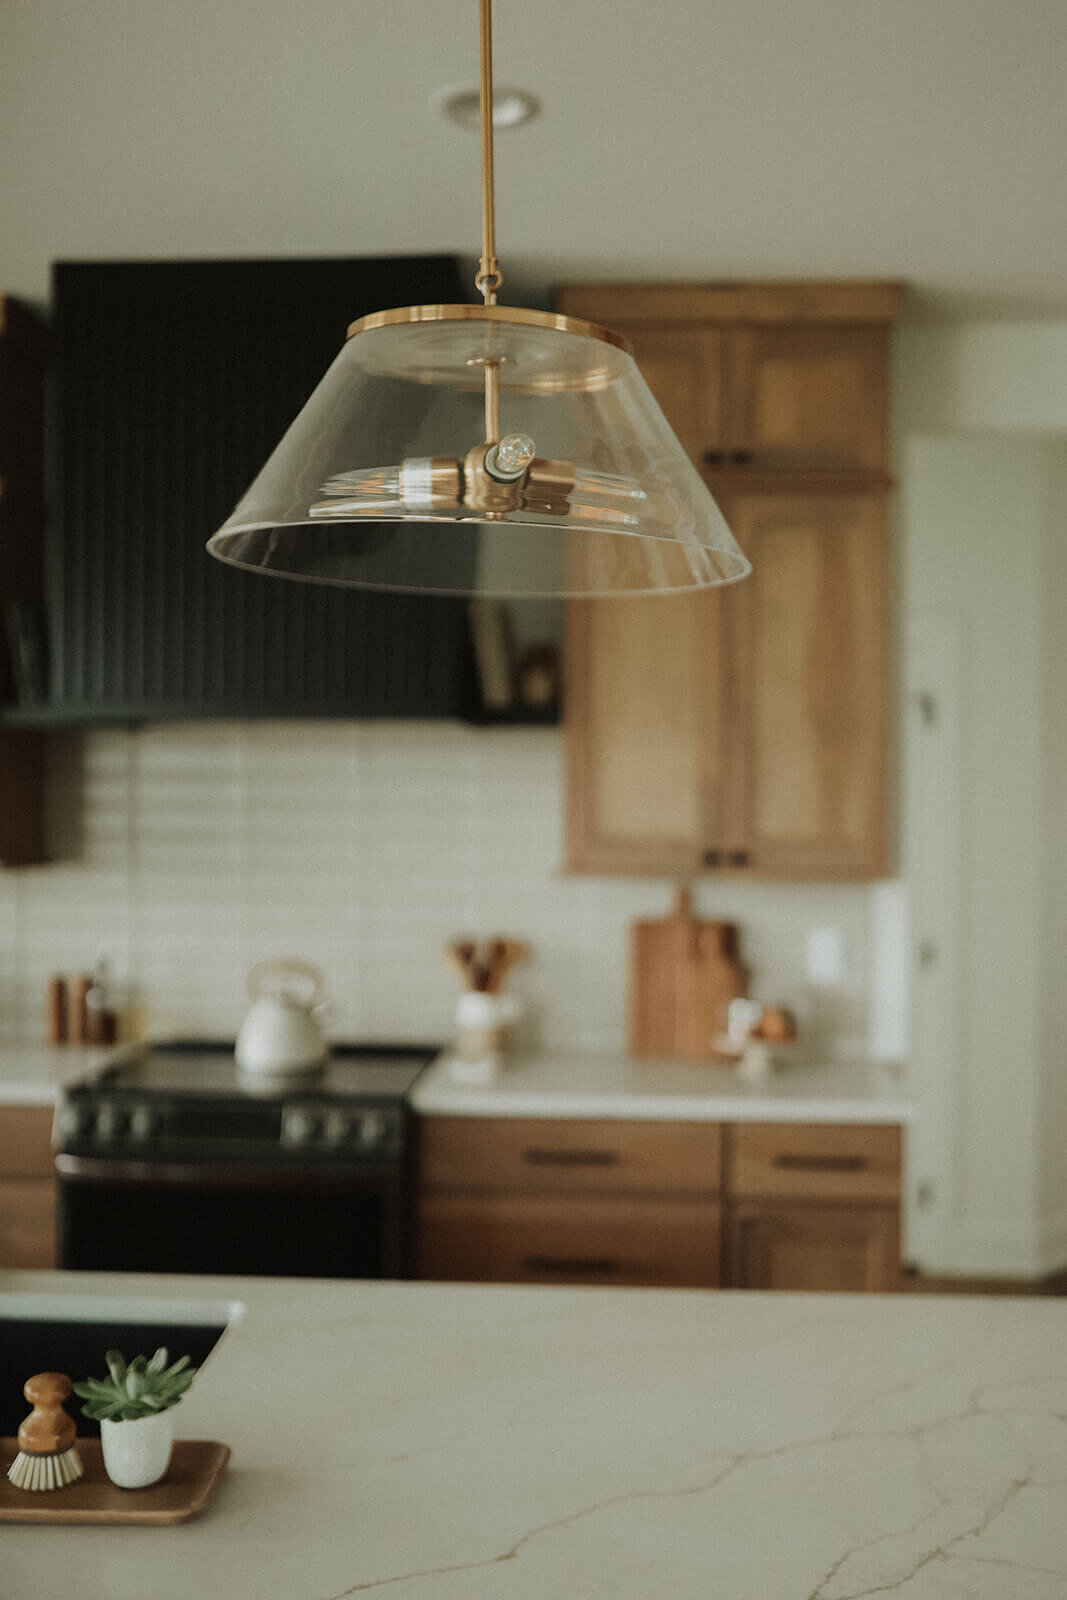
7, 1445, 84, 1492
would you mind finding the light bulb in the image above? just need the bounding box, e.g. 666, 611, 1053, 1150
485, 432, 536, 482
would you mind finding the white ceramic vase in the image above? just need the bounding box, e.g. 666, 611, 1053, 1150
100, 1410, 174, 1489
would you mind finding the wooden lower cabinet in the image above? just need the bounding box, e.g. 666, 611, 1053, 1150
727, 1203, 900, 1293
418, 1193, 722, 1289
416, 1114, 903, 1294
0, 1104, 56, 1268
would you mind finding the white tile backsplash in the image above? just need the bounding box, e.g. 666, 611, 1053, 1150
0, 721, 881, 1056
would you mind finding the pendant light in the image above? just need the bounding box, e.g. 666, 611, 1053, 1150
207, 0, 750, 599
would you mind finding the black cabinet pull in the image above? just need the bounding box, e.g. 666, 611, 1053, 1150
702, 449, 724, 466
772, 1154, 868, 1173
702, 849, 721, 868
729, 850, 750, 868
523, 1148, 620, 1167
524, 1255, 620, 1276
732, 449, 753, 465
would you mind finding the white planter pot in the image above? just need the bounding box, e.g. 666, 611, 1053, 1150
100, 1411, 175, 1489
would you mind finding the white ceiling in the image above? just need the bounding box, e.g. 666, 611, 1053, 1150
3, 0, 1066, 317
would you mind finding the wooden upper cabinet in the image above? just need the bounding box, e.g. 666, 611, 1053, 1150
624, 327, 725, 464
565, 590, 726, 874
557, 279, 898, 881
557, 280, 898, 475
723, 490, 888, 876
725, 326, 889, 469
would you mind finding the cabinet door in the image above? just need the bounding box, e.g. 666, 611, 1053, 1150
418, 1193, 722, 1289
724, 490, 888, 876
625, 327, 725, 465
0, 298, 47, 867
0, 730, 45, 867
0, 1179, 56, 1269
565, 591, 726, 873
728, 1202, 899, 1292
726, 326, 889, 469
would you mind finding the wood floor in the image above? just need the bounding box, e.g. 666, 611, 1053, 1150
902, 1267, 1067, 1296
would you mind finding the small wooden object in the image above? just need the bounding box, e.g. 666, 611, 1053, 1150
628, 887, 747, 1061
67, 975, 91, 1045
443, 937, 527, 994
6, 1373, 84, 1492
0, 1438, 230, 1524
46, 977, 68, 1046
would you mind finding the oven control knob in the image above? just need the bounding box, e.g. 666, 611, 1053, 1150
56, 1102, 87, 1141
283, 1109, 320, 1146
357, 1111, 387, 1149
128, 1104, 158, 1141
95, 1105, 124, 1141
323, 1112, 350, 1146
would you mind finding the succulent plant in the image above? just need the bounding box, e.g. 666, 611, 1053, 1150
73, 1348, 197, 1423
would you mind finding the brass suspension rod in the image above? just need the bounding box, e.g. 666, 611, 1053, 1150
476, 0, 501, 307
477, 0, 502, 441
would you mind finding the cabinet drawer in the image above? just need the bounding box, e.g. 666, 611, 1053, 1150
0, 1105, 55, 1178
0, 1178, 56, 1268
728, 1123, 900, 1203
418, 1116, 722, 1195
418, 1193, 721, 1289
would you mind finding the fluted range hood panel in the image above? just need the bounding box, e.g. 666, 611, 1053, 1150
46, 256, 475, 721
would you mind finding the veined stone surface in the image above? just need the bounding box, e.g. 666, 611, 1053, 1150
2, 1270, 1065, 1598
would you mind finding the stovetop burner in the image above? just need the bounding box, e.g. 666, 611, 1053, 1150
92, 1040, 436, 1101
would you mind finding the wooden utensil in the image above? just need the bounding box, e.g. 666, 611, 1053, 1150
628, 887, 748, 1061
443, 938, 528, 993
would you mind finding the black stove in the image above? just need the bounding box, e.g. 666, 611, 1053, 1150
55, 1042, 439, 1281
57, 1041, 435, 1166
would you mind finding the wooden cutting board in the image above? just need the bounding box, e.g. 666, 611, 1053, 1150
628, 888, 748, 1061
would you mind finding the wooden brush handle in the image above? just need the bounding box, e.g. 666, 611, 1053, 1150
18, 1373, 77, 1454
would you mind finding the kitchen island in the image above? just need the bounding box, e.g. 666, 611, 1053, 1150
2, 1269, 1065, 1598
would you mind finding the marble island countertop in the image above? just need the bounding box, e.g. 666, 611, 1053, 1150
411, 1050, 913, 1124
3, 1269, 1067, 1599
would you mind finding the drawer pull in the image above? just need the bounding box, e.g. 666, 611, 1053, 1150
772, 1153, 867, 1173
524, 1255, 619, 1276
522, 1149, 620, 1167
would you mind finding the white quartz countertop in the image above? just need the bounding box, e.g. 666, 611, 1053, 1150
3, 1269, 1067, 1598
410, 1051, 913, 1123
0, 1043, 134, 1105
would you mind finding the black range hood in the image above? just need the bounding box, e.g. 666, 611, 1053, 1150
30, 255, 484, 723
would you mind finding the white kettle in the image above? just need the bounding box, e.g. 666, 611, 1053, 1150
235, 960, 328, 1078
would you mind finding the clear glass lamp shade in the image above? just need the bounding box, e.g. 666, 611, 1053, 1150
207, 305, 751, 598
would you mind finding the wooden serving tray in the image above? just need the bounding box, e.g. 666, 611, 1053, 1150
0, 1439, 230, 1524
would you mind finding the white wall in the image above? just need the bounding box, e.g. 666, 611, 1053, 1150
1038, 442, 1067, 1265
0, 722, 874, 1060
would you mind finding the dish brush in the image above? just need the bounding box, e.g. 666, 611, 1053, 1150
6, 1372, 85, 1492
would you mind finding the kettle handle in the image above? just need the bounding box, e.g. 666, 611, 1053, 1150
246, 959, 326, 1006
